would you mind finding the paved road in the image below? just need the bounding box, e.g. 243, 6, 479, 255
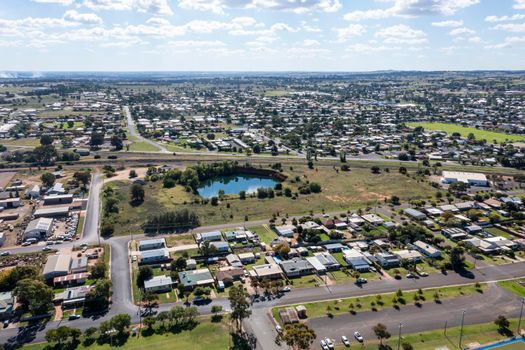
124, 105, 169, 154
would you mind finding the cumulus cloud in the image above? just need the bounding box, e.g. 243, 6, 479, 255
63, 10, 103, 24
333, 24, 366, 42
514, 0, 525, 10
493, 22, 525, 32
31, 0, 74, 4
375, 24, 427, 44
82, 0, 173, 16
178, 0, 342, 15
485, 14, 525, 22
432, 20, 463, 27
344, 0, 478, 21
449, 27, 476, 36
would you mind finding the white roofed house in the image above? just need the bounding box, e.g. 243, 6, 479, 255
144, 275, 173, 293
411, 240, 442, 258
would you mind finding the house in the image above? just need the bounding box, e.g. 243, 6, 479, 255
404, 208, 427, 221
465, 225, 483, 235
46, 183, 66, 195
308, 252, 340, 272
238, 252, 256, 264
425, 207, 444, 216
53, 273, 90, 287
375, 252, 401, 268
462, 237, 500, 254
178, 269, 214, 289
275, 225, 295, 237
43, 194, 73, 205
215, 267, 244, 285
57, 286, 92, 309
250, 264, 283, 280
23, 217, 53, 241
139, 249, 170, 264
43, 254, 71, 280
361, 214, 384, 225
210, 241, 230, 253
441, 171, 488, 187
223, 230, 248, 242
186, 258, 197, 270
484, 198, 502, 209
138, 238, 166, 251
348, 214, 365, 226
0, 292, 14, 320
144, 275, 173, 293
442, 228, 469, 241
393, 250, 423, 263
70, 256, 88, 273
343, 249, 371, 271
280, 258, 315, 278
324, 243, 345, 253
196, 231, 222, 242
226, 254, 243, 268
411, 240, 441, 258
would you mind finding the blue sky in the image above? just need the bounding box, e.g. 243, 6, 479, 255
0, 0, 524, 71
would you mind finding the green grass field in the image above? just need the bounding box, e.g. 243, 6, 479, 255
103, 165, 435, 235
334, 318, 522, 350
23, 320, 230, 350
273, 284, 484, 322
127, 141, 160, 152
249, 225, 277, 244
498, 279, 525, 298
407, 122, 525, 143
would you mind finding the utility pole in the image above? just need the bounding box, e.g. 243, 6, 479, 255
459, 310, 466, 350
397, 323, 403, 350
444, 320, 448, 335
518, 298, 525, 336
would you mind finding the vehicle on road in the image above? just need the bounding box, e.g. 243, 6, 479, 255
0, 251, 10, 256
42, 246, 51, 251
21, 241, 31, 247
354, 331, 364, 342
419, 271, 429, 277
68, 314, 81, 320
341, 336, 350, 347
356, 277, 367, 284
280, 287, 291, 292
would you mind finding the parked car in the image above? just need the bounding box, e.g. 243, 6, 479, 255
320, 339, 329, 350
341, 336, 350, 347
280, 287, 291, 292
356, 277, 367, 284
354, 331, 364, 342
0, 251, 10, 256
325, 338, 334, 349
68, 314, 81, 320
275, 325, 282, 333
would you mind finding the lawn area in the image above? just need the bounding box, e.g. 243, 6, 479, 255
407, 122, 525, 143
60, 121, 84, 129
288, 275, 323, 289
334, 318, 522, 350
23, 319, 230, 350
102, 164, 436, 235
498, 279, 525, 298
1, 138, 41, 147
128, 141, 159, 152
263, 90, 291, 97
76, 215, 86, 236
273, 283, 484, 322
164, 233, 195, 247
486, 227, 514, 239
249, 225, 277, 244
164, 142, 205, 153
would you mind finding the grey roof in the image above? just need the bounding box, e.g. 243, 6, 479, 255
25, 217, 53, 233
144, 275, 173, 289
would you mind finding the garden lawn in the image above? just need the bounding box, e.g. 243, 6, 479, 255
23, 319, 230, 350
249, 225, 277, 244
407, 122, 525, 143
498, 279, 525, 298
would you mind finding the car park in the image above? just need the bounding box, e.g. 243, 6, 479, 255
325, 338, 334, 349
320, 339, 329, 350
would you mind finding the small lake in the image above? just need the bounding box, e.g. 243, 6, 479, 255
197, 174, 279, 199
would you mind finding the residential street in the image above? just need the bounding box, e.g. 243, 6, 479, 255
124, 105, 169, 154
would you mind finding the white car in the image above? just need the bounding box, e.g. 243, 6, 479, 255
325, 338, 334, 349
280, 287, 291, 292
275, 325, 282, 333
354, 331, 364, 342
320, 339, 329, 350
341, 336, 350, 347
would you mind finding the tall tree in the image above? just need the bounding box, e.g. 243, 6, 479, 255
373, 323, 391, 346
277, 323, 316, 350
228, 285, 251, 332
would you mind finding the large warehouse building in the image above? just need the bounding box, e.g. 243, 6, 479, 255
441, 171, 488, 187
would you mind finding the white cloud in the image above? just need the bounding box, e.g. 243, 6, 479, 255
375, 24, 427, 44
302, 39, 320, 46
432, 20, 463, 27
485, 36, 525, 49
514, 0, 525, 10
333, 24, 366, 42
485, 14, 525, 22
166, 40, 226, 48
344, 0, 478, 21
0, 17, 79, 29
63, 10, 103, 24
82, 0, 173, 16
178, 0, 342, 15
493, 23, 525, 32
346, 43, 400, 53
31, 0, 74, 4
449, 27, 476, 36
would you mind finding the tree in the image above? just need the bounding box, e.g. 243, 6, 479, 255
494, 315, 510, 332
74, 170, 91, 189
273, 242, 290, 257
239, 190, 246, 200
171, 256, 187, 272
46, 326, 81, 346
211, 305, 222, 316
391, 195, 400, 205
90, 260, 107, 279
373, 323, 391, 345
40, 134, 54, 146
199, 240, 218, 257
143, 316, 156, 330
90, 132, 105, 147
371, 166, 381, 174
129, 170, 137, 178
399, 166, 407, 174
14, 279, 54, 315
41, 172, 55, 187
33, 144, 57, 165
110, 314, 131, 335
450, 246, 465, 271
402, 342, 414, 350
137, 266, 153, 288
141, 291, 159, 310
84, 278, 112, 313
110, 135, 123, 151
277, 323, 316, 350
228, 285, 251, 332
130, 183, 145, 203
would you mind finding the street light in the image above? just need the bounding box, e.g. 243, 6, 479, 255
517, 298, 525, 336
397, 323, 403, 350
459, 310, 466, 350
